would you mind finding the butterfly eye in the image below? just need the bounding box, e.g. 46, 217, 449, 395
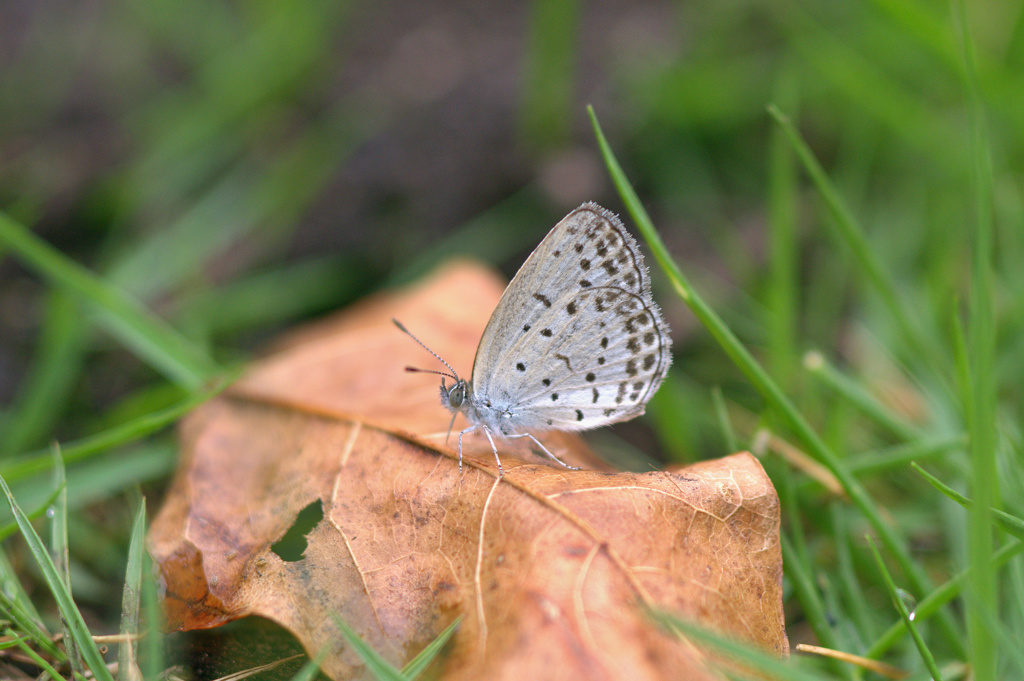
447, 382, 465, 408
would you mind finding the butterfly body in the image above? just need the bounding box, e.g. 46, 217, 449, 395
399, 202, 671, 475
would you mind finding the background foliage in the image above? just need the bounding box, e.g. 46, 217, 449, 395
2, 0, 1022, 678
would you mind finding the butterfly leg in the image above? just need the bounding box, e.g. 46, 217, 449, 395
480, 427, 504, 477
456, 425, 476, 475
504, 432, 581, 471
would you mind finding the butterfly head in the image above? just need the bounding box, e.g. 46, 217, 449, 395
394, 318, 472, 414
440, 375, 473, 413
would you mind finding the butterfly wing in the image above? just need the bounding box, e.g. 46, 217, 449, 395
471, 203, 671, 431
498, 285, 671, 430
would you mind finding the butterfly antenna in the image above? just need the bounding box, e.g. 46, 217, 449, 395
393, 318, 461, 380
404, 367, 457, 380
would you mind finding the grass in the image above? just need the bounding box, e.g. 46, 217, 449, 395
2, 0, 1023, 679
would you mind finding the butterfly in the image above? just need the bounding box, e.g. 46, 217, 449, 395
396, 202, 671, 475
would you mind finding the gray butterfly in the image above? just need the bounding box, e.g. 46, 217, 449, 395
396, 202, 671, 475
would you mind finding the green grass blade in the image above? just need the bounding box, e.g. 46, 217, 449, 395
957, 2, 999, 677
0, 591, 62, 659
0, 539, 47, 628
50, 448, 85, 679
649, 609, 822, 681
831, 435, 965, 480
0, 631, 31, 650
866, 539, 1023, 657
0, 212, 220, 389
803, 350, 922, 441
766, 104, 941, 376
4, 627, 68, 681
781, 465, 858, 663
588, 104, 964, 654
781, 533, 848, 678
119, 499, 146, 681
913, 463, 1024, 540
334, 615, 407, 681
0, 484, 63, 542
141, 547, 165, 680
401, 617, 460, 679
3, 445, 175, 528
290, 646, 330, 681
0, 372, 235, 484
829, 506, 875, 644
866, 537, 944, 681
873, 539, 1024, 658
0, 472, 115, 681
982, 588, 1024, 677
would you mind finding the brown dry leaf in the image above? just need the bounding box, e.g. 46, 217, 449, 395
148, 261, 788, 680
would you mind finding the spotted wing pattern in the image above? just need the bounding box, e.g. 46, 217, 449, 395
470, 203, 671, 432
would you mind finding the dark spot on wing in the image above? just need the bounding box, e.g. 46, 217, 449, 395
580, 259, 591, 270
601, 337, 609, 349
551, 393, 559, 401
580, 279, 592, 287
542, 378, 551, 386
592, 388, 599, 403
555, 353, 572, 370
643, 354, 656, 370
586, 372, 596, 382
626, 359, 638, 376
625, 312, 650, 334
516, 362, 526, 372
523, 324, 531, 332
533, 293, 552, 307
617, 300, 638, 317
541, 328, 553, 337
567, 300, 577, 315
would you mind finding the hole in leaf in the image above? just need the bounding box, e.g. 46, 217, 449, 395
271, 500, 324, 562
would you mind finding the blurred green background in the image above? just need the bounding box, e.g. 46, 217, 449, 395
2, 0, 1023, 678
